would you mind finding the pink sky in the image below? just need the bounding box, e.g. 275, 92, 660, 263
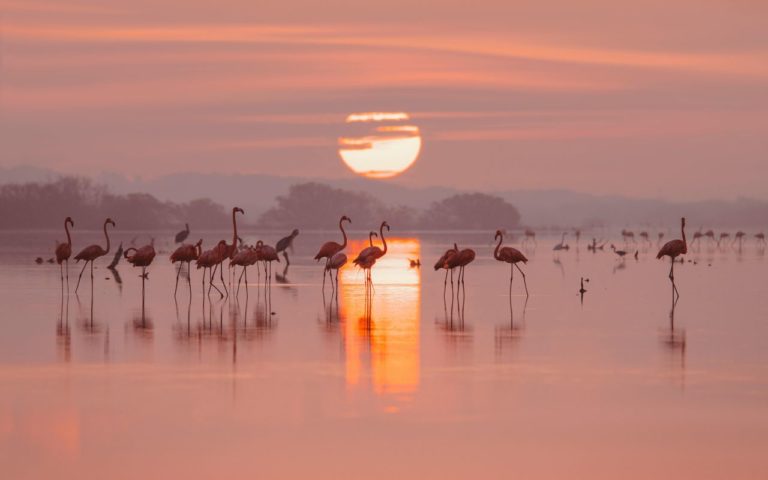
1, 0, 767, 200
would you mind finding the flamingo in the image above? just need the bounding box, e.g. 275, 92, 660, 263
315, 215, 351, 288
523, 228, 536, 245
658, 232, 665, 244
352, 221, 390, 282
657, 217, 687, 298
553, 233, 569, 252
611, 244, 628, 258
704, 229, 715, 244
494, 230, 529, 297
230, 245, 258, 294
124, 239, 156, 296
639, 231, 650, 244
756, 232, 766, 245
175, 223, 190, 244
196, 240, 228, 298
325, 252, 347, 291
691, 228, 703, 246
353, 231, 382, 284
258, 241, 280, 282
55, 217, 74, 286
733, 231, 745, 247
434, 244, 459, 296
275, 229, 299, 266
74, 218, 115, 293
621, 229, 636, 244
717, 232, 730, 246
455, 245, 476, 285
170, 239, 202, 296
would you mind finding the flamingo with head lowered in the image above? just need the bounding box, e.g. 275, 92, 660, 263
171, 239, 202, 296
55, 217, 74, 287
657, 217, 687, 298
353, 221, 390, 285
74, 218, 116, 293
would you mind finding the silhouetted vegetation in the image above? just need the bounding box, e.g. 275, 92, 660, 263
258, 183, 520, 230
421, 193, 521, 230
0, 177, 228, 229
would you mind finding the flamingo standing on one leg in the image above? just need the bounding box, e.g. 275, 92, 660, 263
275, 229, 299, 266
315, 215, 351, 288
74, 218, 115, 293
494, 230, 529, 297
55, 217, 74, 288
124, 239, 157, 303
657, 217, 687, 298
171, 239, 202, 296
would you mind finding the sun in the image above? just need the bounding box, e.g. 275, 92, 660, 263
338, 112, 422, 179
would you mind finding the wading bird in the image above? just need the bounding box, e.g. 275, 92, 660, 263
523, 228, 536, 245
170, 239, 202, 296
657, 217, 687, 298
704, 229, 715, 244
124, 240, 156, 292
175, 223, 190, 244
230, 244, 258, 294
353, 232, 380, 284
717, 232, 730, 246
352, 221, 390, 285
315, 215, 351, 288
434, 244, 459, 295
553, 233, 569, 252
55, 217, 74, 286
325, 252, 347, 291
455, 245, 476, 285
494, 230, 529, 297
621, 229, 636, 244
611, 244, 628, 258
258, 241, 280, 282
756, 232, 766, 245
352, 231, 380, 266
639, 231, 650, 244
196, 240, 228, 298
275, 229, 299, 266
74, 218, 115, 293
733, 231, 745, 247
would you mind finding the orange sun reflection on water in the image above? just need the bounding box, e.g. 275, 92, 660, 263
338, 238, 421, 401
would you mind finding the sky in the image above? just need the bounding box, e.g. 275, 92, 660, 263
0, 0, 767, 201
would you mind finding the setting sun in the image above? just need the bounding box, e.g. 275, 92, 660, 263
338, 112, 422, 179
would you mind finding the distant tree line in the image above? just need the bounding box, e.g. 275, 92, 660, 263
0, 177, 229, 229
257, 183, 521, 230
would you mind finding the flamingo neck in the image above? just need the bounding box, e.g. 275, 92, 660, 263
231, 210, 239, 251
379, 223, 387, 254
339, 218, 348, 249
681, 220, 687, 253
64, 220, 72, 247
369, 232, 376, 247
103, 220, 111, 255
494, 235, 503, 260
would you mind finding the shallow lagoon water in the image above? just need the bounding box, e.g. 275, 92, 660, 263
1, 230, 767, 479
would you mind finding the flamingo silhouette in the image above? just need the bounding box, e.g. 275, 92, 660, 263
171, 239, 202, 296
315, 215, 351, 288
494, 230, 529, 297
196, 240, 228, 298
74, 218, 115, 293
55, 217, 74, 287
434, 244, 459, 296
657, 217, 687, 298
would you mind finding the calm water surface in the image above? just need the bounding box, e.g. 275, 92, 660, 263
1, 230, 767, 479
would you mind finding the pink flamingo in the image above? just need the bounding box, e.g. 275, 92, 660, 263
124, 239, 156, 298
657, 217, 687, 297
315, 215, 351, 288
494, 230, 529, 297
231, 245, 258, 294
170, 239, 202, 296
353, 231, 380, 284
196, 240, 228, 298
325, 252, 348, 291
352, 221, 390, 285
434, 244, 459, 295
55, 217, 74, 286
74, 218, 115, 293
455, 245, 476, 285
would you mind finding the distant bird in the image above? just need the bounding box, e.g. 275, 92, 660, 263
657, 232, 665, 244
634, 250, 639, 260
639, 231, 650, 244
756, 232, 766, 245
733, 231, 745, 247
409, 258, 421, 268
55, 217, 74, 285
493, 230, 529, 297
74, 218, 116, 293
611, 244, 628, 258
325, 252, 347, 289
553, 233, 569, 252
573, 228, 581, 245
717, 232, 730, 246
523, 228, 536, 245
434, 244, 459, 295
587, 238, 605, 252
579, 277, 588, 295
691, 228, 703, 246
315, 215, 351, 288
657, 217, 687, 297
704, 229, 715, 243
170, 239, 202, 296
275, 229, 299, 266
196, 240, 228, 297
175, 223, 190, 244
621, 229, 636, 244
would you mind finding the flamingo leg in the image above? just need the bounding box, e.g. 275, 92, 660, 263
669, 258, 679, 298
283, 251, 290, 266
509, 263, 514, 297
65, 260, 69, 290
220, 262, 228, 298
75, 261, 88, 293
515, 263, 529, 297
174, 263, 181, 297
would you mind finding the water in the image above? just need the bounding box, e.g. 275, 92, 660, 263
1, 230, 767, 479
